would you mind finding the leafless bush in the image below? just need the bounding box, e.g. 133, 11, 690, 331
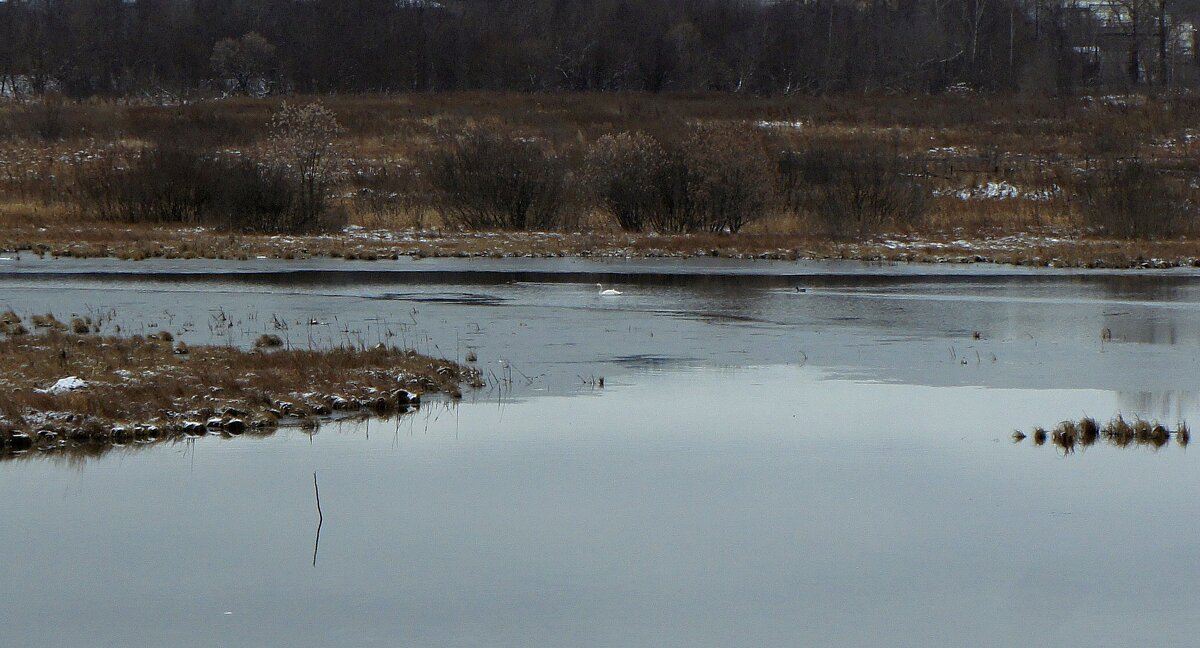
683, 126, 774, 233
585, 132, 682, 232
73, 145, 342, 234
72, 102, 347, 233
268, 102, 346, 230
2, 94, 74, 141
74, 147, 215, 224
425, 129, 567, 230
24, 95, 69, 141
211, 32, 276, 94
207, 160, 315, 233
1078, 159, 1193, 239
587, 127, 773, 233
781, 147, 928, 239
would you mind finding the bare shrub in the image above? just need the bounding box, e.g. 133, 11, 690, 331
588, 126, 773, 233
683, 126, 774, 233
585, 132, 675, 232
782, 147, 928, 239
74, 145, 337, 234
1078, 159, 1192, 239
206, 160, 306, 233
426, 129, 566, 230
267, 102, 347, 231
75, 146, 215, 224
585, 131, 698, 232
71, 102, 347, 234
211, 32, 277, 95
23, 94, 69, 141
628, 144, 693, 233
346, 161, 434, 229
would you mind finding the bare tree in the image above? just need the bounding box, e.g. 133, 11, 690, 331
1111, 0, 1156, 84
211, 32, 275, 94
267, 102, 345, 230
4, 0, 1200, 96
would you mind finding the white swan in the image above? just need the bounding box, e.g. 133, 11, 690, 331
596, 283, 623, 296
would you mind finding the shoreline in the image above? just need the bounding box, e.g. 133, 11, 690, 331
3, 225, 1199, 270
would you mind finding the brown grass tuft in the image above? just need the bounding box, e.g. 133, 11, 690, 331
1016, 415, 1190, 452
0, 310, 26, 336
30, 313, 64, 330
1078, 417, 1100, 446
1052, 421, 1078, 454
255, 333, 284, 348
1032, 427, 1047, 446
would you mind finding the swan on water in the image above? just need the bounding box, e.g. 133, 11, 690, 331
596, 284, 623, 296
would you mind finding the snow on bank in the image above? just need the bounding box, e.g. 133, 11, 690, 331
877, 232, 1079, 253
36, 376, 89, 394
754, 120, 806, 130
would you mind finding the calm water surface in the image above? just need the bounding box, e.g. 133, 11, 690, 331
2, 257, 1199, 647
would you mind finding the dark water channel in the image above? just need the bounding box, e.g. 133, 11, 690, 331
2, 256, 1200, 647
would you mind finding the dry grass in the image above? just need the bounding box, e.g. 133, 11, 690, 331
255, 333, 284, 348
3, 93, 1200, 266
0, 330, 481, 455
0, 310, 27, 336
1017, 415, 1186, 453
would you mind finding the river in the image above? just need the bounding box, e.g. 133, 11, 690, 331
1, 256, 1198, 647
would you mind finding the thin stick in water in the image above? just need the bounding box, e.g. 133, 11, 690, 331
313, 471, 323, 567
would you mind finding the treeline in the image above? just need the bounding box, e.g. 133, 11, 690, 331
0, 0, 1130, 97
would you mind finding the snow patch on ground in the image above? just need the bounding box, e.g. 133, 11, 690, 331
37, 376, 89, 394
935, 181, 1059, 202
754, 120, 806, 130
876, 231, 1080, 253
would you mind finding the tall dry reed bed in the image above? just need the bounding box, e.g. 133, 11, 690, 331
0, 325, 482, 455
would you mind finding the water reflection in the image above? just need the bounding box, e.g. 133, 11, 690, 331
5, 365, 1200, 647
1118, 390, 1200, 422
1095, 274, 1191, 302
1102, 313, 1187, 345
0, 410, 436, 465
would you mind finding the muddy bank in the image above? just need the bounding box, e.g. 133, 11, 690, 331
0, 327, 481, 456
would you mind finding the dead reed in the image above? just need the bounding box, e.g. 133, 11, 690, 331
0, 311, 26, 336
255, 333, 284, 348
1016, 415, 1187, 453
